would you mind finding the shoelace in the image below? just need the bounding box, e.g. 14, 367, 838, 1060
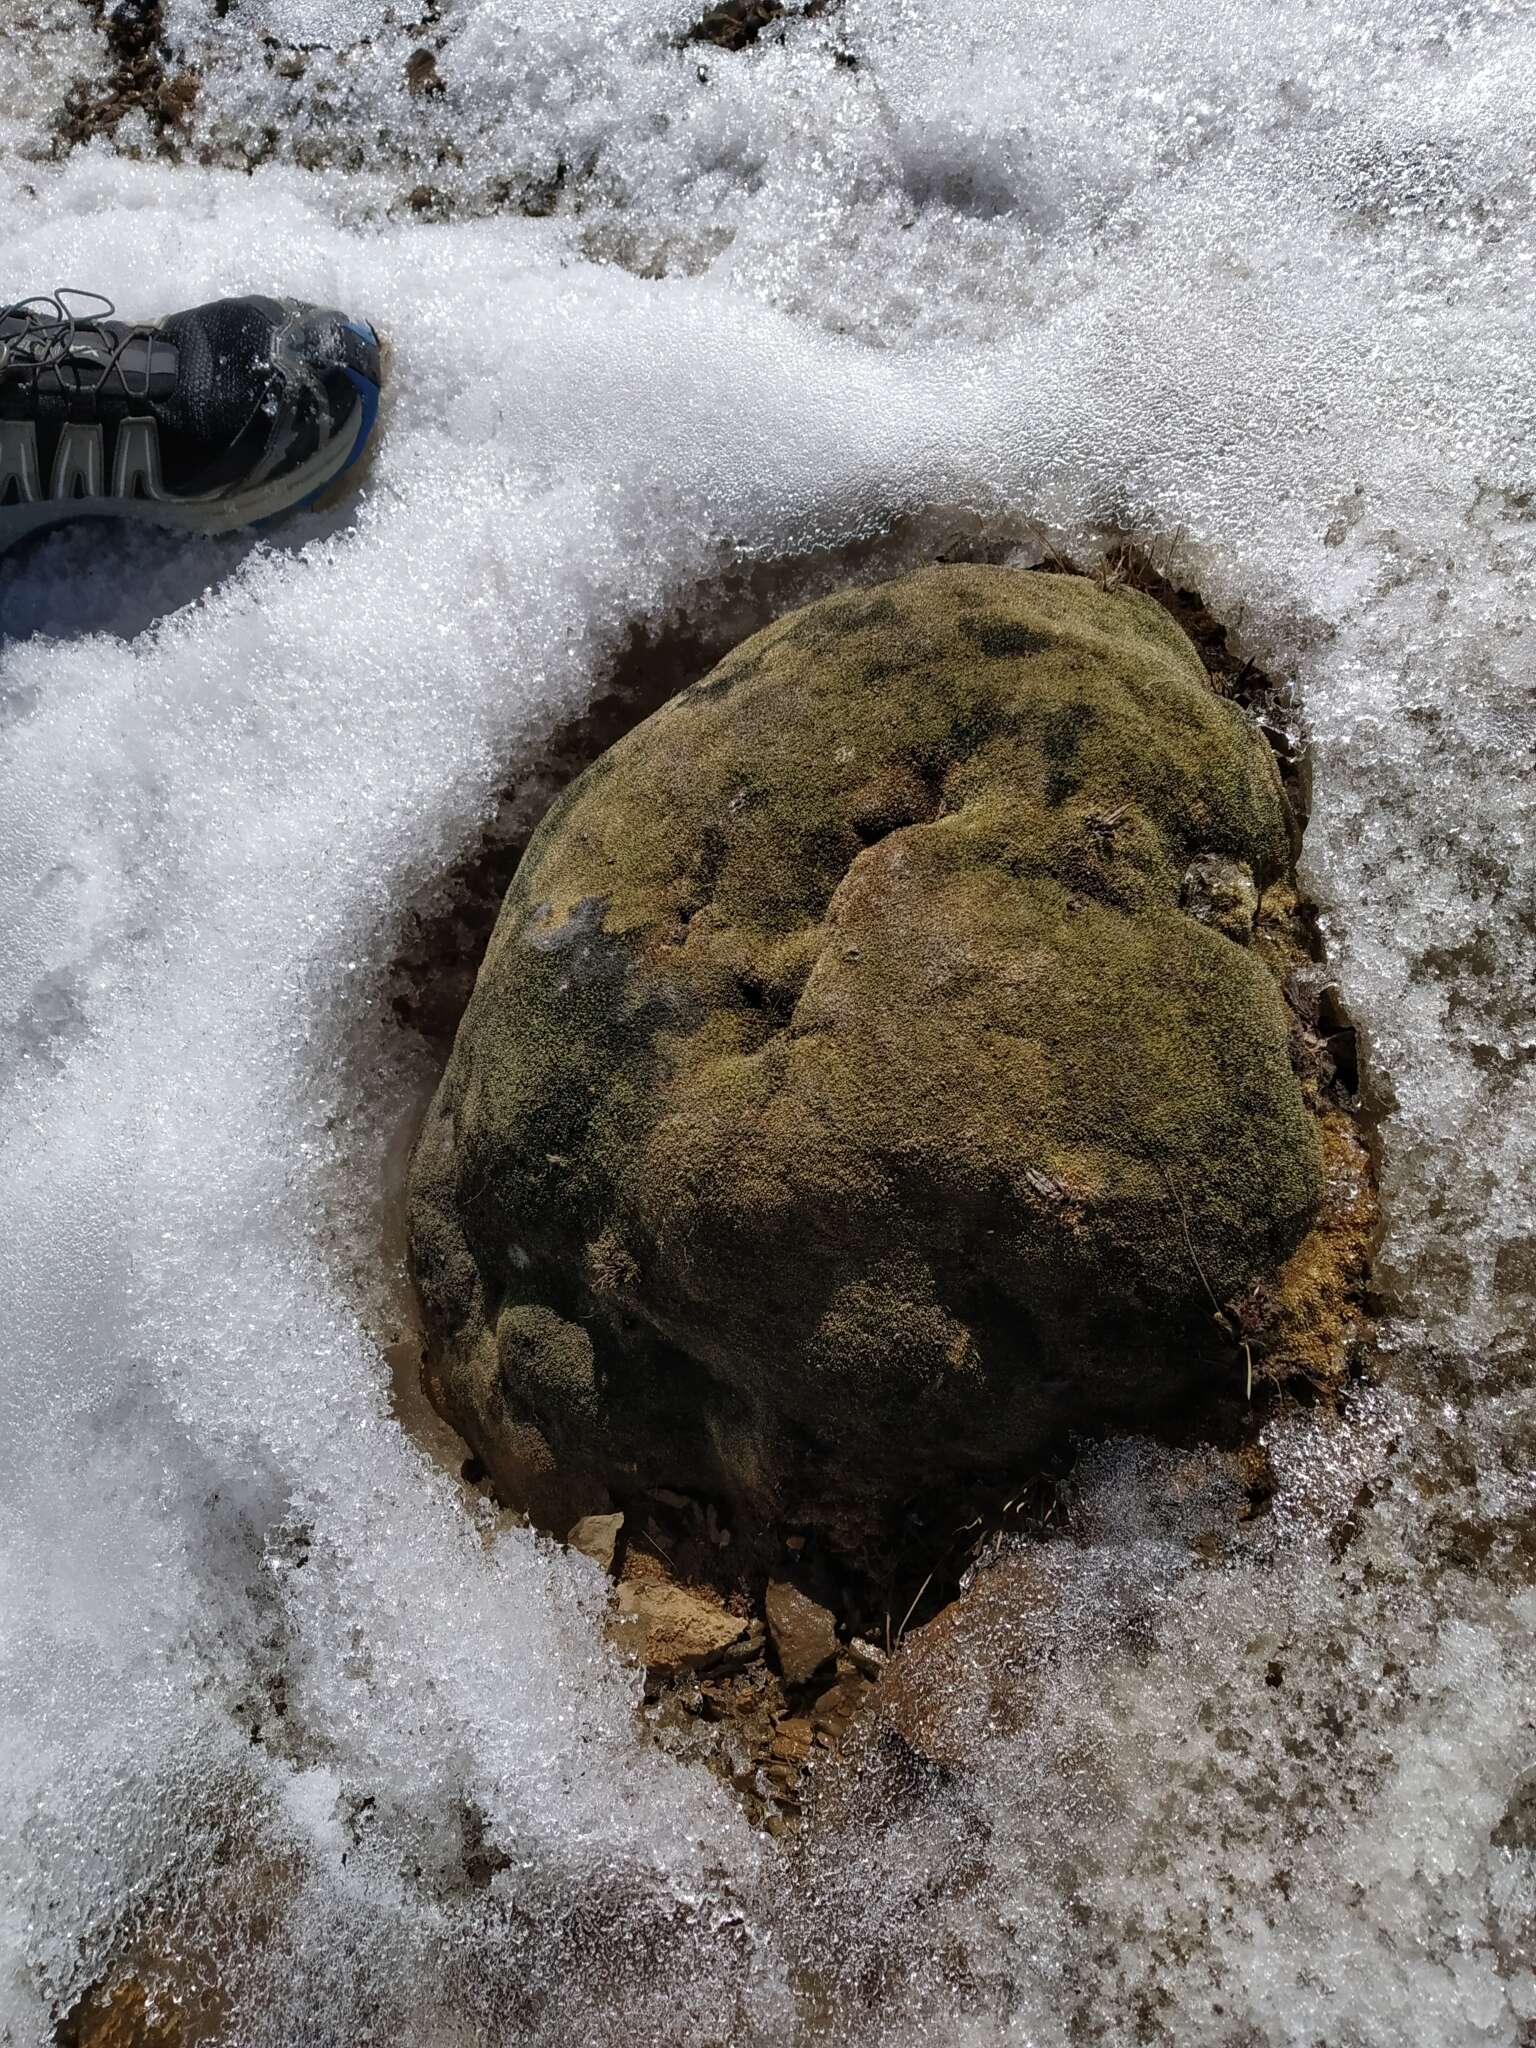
0, 289, 155, 403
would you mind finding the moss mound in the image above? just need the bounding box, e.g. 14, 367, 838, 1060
408, 565, 1324, 1558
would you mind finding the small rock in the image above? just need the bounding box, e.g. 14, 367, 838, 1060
702, 1618, 765, 1673
649, 1487, 692, 1511
765, 1580, 838, 1685
770, 1717, 814, 1764
606, 1598, 648, 1666
615, 1579, 748, 1682
871, 1556, 1057, 1773
846, 1635, 887, 1678
404, 47, 445, 96
811, 1670, 869, 1743
686, 0, 786, 50
567, 1511, 623, 1573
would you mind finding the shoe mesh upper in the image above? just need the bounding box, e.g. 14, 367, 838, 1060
0, 294, 372, 501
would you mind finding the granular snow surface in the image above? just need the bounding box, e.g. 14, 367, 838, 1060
2, 2, 1535, 2042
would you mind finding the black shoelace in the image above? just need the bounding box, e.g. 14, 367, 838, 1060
0, 289, 154, 403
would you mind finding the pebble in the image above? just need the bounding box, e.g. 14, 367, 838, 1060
765, 1580, 839, 1685
567, 1511, 624, 1573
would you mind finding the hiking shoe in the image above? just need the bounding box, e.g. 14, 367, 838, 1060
0, 289, 383, 556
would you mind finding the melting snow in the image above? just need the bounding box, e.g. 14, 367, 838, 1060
2, 0, 1535, 2040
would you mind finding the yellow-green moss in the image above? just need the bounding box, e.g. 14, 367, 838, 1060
409, 566, 1324, 1545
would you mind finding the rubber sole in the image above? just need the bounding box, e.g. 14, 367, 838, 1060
0, 323, 387, 558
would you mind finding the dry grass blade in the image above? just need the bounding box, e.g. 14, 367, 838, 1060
1160, 1163, 1255, 1401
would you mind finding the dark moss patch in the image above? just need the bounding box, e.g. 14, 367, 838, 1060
1041, 698, 1096, 804
960, 616, 1053, 659
390, 601, 769, 1049
684, 647, 768, 702
819, 593, 903, 636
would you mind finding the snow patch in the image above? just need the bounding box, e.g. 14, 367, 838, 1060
3, 1, 1535, 2041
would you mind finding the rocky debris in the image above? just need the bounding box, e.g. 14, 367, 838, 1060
664, 1642, 878, 1829
409, 564, 1367, 1581
567, 1510, 624, 1573
612, 1572, 748, 1682
56, 0, 200, 158
809, 1666, 869, 1743
616, 1544, 1065, 1828
770, 1716, 814, 1763
600, 1542, 877, 1827
765, 1580, 839, 1684
587, 1420, 1300, 1831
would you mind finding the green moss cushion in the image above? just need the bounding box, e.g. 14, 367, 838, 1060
409, 565, 1321, 1540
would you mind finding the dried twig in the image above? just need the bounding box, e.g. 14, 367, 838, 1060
1021, 518, 1075, 575
1160, 1163, 1221, 1316
1160, 1163, 1255, 1401
896, 1572, 934, 1643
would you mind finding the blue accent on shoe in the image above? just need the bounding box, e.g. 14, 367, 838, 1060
339, 363, 381, 474
279, 366, 381, 518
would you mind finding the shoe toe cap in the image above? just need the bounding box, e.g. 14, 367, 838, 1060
268, 301, 382, 450
285, 302, 382, 392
